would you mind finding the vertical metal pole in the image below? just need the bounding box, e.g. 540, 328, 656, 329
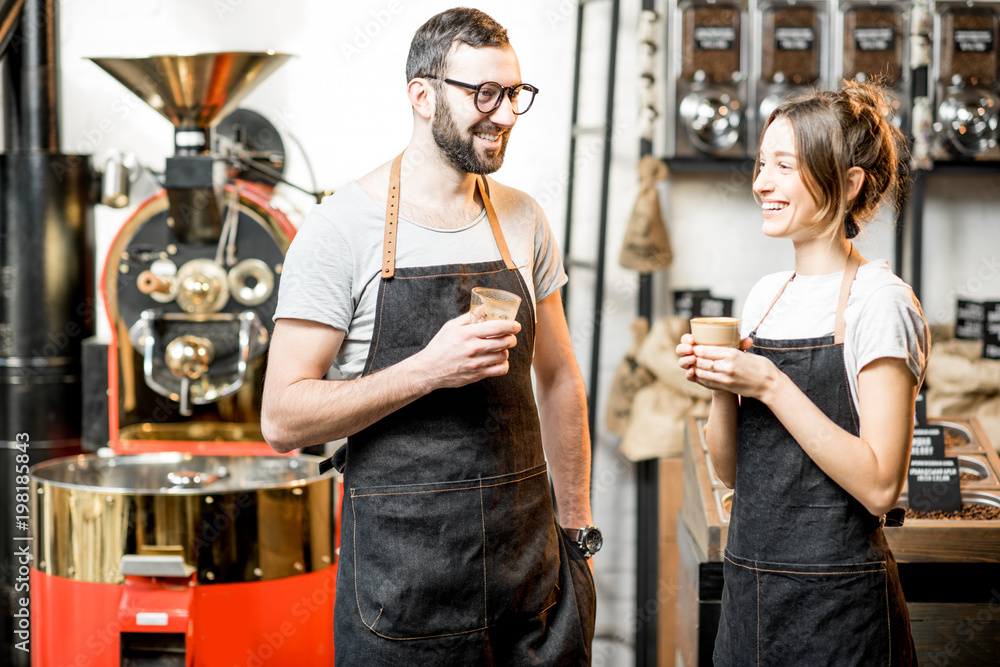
894, 199, 906, 278
561, 1, 587, 312
634, 87, 659, 667
910, 171, 925, 300
586, 0, 620, 443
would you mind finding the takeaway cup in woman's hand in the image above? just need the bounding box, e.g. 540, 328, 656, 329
689, 317, 741, 348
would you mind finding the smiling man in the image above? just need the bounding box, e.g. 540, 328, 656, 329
261, 8, 597, 665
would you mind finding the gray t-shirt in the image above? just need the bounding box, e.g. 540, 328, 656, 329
274, 179, 568, 379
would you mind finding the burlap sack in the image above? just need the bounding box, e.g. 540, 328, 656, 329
619, 155, 672, 273
620, 382, 708, 461
634, 316, 712, 400
925, 325, 1000, 453
605, 318, 655, 435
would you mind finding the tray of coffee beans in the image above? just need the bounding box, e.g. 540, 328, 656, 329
931, 419, 984, 453
886, 487, 1000, 562
957, 454, 998, 487
901, 490, 1000, 521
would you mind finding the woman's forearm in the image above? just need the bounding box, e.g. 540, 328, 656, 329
706, 390, 739, 488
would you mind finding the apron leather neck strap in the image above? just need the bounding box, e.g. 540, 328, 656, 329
381, 152, 515, 279
833, 246, 861, 344
754, 245, 861, 343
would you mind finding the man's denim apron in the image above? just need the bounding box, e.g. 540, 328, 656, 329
324, 154, 595, 666
714, 250, 917, 666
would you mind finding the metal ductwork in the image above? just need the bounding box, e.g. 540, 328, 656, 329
0, 1, 93, 665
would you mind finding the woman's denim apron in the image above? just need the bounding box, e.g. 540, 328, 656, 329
714, 251, 917, 666
323, 154, 595, 666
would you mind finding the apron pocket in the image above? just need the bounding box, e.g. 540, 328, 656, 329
349, 464, 559, 640
723, 551, 891, 667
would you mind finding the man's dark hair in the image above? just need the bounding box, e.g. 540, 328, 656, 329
406, 8, 509, 82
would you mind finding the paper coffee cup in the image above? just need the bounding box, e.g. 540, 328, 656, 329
690, 317, 741, 348
470, 287, 521, 323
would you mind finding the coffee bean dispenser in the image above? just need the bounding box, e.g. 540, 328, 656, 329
834, 0, 911, 131
932, 0, 1000, 160
667, 0, 750, 158
752, 0, 830, 141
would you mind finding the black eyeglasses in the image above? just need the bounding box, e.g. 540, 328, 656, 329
425, 77, 539, 115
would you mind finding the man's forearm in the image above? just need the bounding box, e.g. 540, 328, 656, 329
537, 370, 592, 528
263, 356, 432, 452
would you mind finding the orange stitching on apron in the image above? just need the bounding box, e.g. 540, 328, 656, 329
884, 569, 891, 666
751, 342, 837, 351
361, 595, 559, 642
756, 566, 761, 667
350, 467, 548, 498
393, 267, 510, 280
368, 281, 387, 371
724, 555, 886, 576
480, 478, 488, 626
352, 493, 368, 627
839, 348, 860, 433
508, 268, 535, 344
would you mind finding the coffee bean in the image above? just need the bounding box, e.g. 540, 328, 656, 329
905, 502, 1000, 521
939, 8, 998, 87
844, 8, 903, 84
763, 6, 820, 85
683, 7, 742, 84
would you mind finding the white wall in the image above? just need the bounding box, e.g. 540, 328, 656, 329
57, 1, 1000, 665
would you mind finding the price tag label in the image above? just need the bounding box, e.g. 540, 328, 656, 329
674, 289, 711, 320
694, 25, 737, 50
911, 426, 943, 459
984, 302, 1000, 360
854, 26, 894, 51
694, 296, 734, 318
907, 458, 962, 513
775, 26, 815, 51
914, 391, 927, 427
955, 299, 985, 340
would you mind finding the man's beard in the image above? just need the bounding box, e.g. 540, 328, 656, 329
432, 94, 509, 175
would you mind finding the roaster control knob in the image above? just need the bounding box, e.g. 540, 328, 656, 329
165, 335, 216, 380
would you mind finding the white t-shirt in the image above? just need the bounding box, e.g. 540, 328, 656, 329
740, 259, 930, 412
274, 179, 568, 379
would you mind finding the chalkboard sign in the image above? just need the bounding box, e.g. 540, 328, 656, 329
914, 391, 927, 427
695, 296, 734, 318
984, 301, 1000, 360
955, 299, 985, 340
907, 458, 962, 513
911, 425, 944, 459
674, 289, 711, 320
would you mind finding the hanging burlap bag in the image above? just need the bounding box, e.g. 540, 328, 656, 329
620, 382, 711, 461
619, 155, 672, 273
618, 316, 712, 461
605, 318, 655, 435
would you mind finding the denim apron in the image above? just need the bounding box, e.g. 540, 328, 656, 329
714, 249, 917, 666
323, 154, 595, 666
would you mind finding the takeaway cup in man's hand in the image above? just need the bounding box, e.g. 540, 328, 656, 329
470, 287, 521, 324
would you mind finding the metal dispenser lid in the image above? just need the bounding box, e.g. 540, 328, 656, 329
87, 51, 293, 128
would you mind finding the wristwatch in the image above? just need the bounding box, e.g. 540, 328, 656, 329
563, 525, 603, 559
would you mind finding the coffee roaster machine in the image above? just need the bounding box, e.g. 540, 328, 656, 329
22, 49, 340, 666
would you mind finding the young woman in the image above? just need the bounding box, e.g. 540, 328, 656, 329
677, 82, 930, 666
